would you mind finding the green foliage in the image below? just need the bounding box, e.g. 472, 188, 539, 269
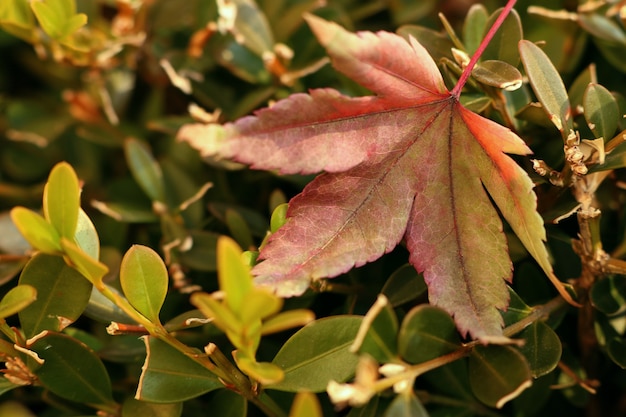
1, 1, 626, 416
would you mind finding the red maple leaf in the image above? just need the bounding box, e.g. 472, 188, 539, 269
179, 14, 573, 339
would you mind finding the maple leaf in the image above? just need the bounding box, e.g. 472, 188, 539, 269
178, 15, 572, 339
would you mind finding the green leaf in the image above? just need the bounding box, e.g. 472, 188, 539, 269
75, 208, 100, 259
0, 285, 37, 319
18, 254, 92, 338
519, 40, 572, 132
501, 287, 533, 327
481, 8, 522, 66
120, 245, 168, 323
239, 288, 282, 323
270, 203, 289, 233
60, 237, 108, 286
472, 60, 522, 91
352, 295, 399, 363
30, 0, 86, 40
381, 264, 427, 307
517, 321, 562, 378
30, 331, 115, 406
261, 309, 315, 335
268, 316, 362, 392
289, 391, 322, 417
463, 4, 488, 55
137, 337, 222, 403
225, 208, 254, 250
233, 351, 284, 385
10, 207, 61, 253
398, 305, 461, 364
384, 391, 428, 417
190, 292, 242, 335
226, 0, 274, 56
43, 162, 80, 240
122, 398, 182, 417
607, 337, 626, 369
583, 83, 619, 140
124, 138, 166, 203
205, 389, 247, 417
0, 0, 37, 42
590, 275, 626, 315
469, 345, 532, 408
217, 236, 253, 314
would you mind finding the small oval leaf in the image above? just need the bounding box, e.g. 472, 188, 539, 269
43, 161, 80, 239
472, 60, 522, 91
519, 40, 572, 132
124, 138, 166, 203
583, 83, 619, 140
10, 207, 61, 253
30, 331, 114, 406
137, 336, 222, 402
469, 345, 532, 408
0, 285, 37, 319
120, 245, 168, 323
269, 316, 362, 392
18, 254, 92, 338
398, 305, 461, 364
481, 8, 522, 65
518, 321, 562, 378
289, 391, 322, 417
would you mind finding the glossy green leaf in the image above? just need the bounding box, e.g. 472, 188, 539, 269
43, 162, 80, 240
519, 40, 572, 132
217, 236, 253, 314
463, 4, 488, 55
10, 207, 61, 253
289, 391, 322, 417
270, 203, 289, 233
472, 60, 522, 91
381, 264, 427, 307
481, 8, 522, 65
568, 64, 595, 111
269, 316, 361, 392
260, 309, 315, 335
120, 245, 168, 323
60, 237, 108, 285
0, 285, 37, 319
384, 391, 428, 417
122, 398, 182, 417
578, 13, 626, 44
137, 336, 222, 402
352, 295, 399, 363
30, 331, 114, 406
124, 138, 166, 203
584, 83, 619, 140
518, 321, 562, 378
205, 389, 247, 417
590, 275, 626, 315
18, 254, 92, 338
469, 345, 532, 408
398, 305, 461, 364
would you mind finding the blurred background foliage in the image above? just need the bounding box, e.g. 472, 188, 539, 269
1, 0, 626, 416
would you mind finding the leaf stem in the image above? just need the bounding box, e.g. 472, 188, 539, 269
451, 0, 517, 98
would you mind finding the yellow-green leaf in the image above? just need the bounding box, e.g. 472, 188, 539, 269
0, 285, 37, 319
10, 207, 61, 253
43, 162, 80, 239
119, 245, 168, 323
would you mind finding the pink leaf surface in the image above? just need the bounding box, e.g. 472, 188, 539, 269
178, 15, 560, 339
